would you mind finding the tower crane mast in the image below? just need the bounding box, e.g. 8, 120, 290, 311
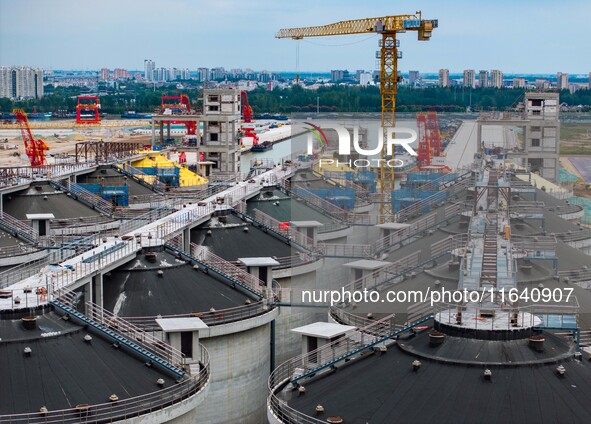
276, 12, 437, 220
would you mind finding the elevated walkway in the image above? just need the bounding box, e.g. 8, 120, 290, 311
1, 165, 294, 310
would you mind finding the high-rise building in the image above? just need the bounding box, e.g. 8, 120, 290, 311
100, 68, 110, 81
113, 68, 130, 79
198, 67, 210, 82
144, 59, 155, 82
438, 69, 450, 87
154, 67, 168, 82
258, 71, 271, 83
359, 72, 372, 86
0, 66, 44, 99
331, 70, 345, 82
513, 78, 526, 88
478, 70, 489, 88
536, 78, 550, 89
589, 72, 591, 89
490, 70, 503, 88
463, 69, 476, 88
210, 67, 227, 80
557, 72, 569, 90
408, 70, 420, 86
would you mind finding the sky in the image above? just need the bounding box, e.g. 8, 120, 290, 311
1, 0, 590, 74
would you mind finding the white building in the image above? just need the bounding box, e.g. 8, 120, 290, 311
0, 66, 44, 99
490, 69, 503, 88
144, 59, 155, 82
360, 72, 372, 86
463, 69, 476, 88
513, 78, 526, 88
557, 72, 569, 90
438, 69, 450, 87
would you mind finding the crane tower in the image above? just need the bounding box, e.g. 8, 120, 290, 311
276, 12, 437, 220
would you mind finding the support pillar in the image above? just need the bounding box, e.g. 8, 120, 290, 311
151, 119, 155, 146
183, 227, 191, 254
83, 280, 93, 315
93, 273, 104, 309
477, 122, 483, 154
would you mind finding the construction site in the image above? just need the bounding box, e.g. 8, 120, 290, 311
1, 8, 591, 424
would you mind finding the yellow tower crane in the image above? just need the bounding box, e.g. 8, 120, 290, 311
276, 12, 437, 220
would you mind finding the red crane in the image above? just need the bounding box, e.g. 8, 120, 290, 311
240, 91, 253, 123
416, 112, 431, 169
239, 91, 259, 145
426, 111, 442, 157
161, 94, 196, 135
76, 95, 101, 124
13, 109, 49, 166
416, 111, 449, 172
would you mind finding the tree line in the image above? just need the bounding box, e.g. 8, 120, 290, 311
2, 83, 591, 115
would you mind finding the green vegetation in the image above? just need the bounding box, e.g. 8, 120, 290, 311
560, 123, 591, 142
2, 83, 591, 115
247, 85, 531, 113
0, 83, 201, 115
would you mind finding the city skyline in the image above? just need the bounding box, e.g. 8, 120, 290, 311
1, 0, 590, 73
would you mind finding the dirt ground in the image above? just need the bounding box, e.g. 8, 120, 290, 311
0, 128, 152, 166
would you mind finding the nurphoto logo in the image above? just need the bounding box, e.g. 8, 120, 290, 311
299, 122, 419, 169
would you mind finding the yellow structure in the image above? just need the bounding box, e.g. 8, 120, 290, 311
131, 154, 208, 187
276, 12, 437, 220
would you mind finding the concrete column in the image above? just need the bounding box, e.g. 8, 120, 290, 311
477, 123, 483, 154
151, 119, 155, 146
183, 227, 191, 254
93, 273, 104, 309
83, 280, 93, 315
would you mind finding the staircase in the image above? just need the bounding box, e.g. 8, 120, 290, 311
51, 299, 185, 378
481, 214, 498, 287
118, 164, 167, 193
291, 315, 434, 383
49, 179, 114, 216
0, 212, 38, 244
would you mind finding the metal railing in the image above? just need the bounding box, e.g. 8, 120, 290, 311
0, 211, 39, 243
434, 299, 579, 331
558, 268, 591, 284
191, 243, 269, 298
396, 174, 473, 223
0, 243, 40, 259
120, 301, 271, 330
330, 306, 397, 333
49, 179, 114, 216
1, 166, 295, 308
268, 314, 432, 424
0, 238, 140, 309
553, 228, 591, 243
85, 300, 186, 367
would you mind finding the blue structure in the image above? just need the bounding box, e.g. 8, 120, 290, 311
135, 166, 180, 187
406, 171, 457, 189
294, 187, 356, 210
76, 183, 129, 206
392, 188, 447, 213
